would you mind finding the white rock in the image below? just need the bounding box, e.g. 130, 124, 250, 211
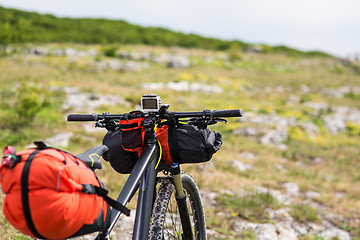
124, 61, 140, 72
82, 123, 105, 133
322, 116, 346, 135
200, 190, 217, 207
253, 186, 292, 205
303, 102, 328, 112
260, 129, 288, 146
108, 60, 123, 70
239, 152, 257, 160
283, 182, 300, 197
142, 82, 165, 91
268, 208, 294, 222
62, 87, 128, 112
276, 223, 298, 240
300, 122, 319, 138
305, 191, 321, 199
167, 55, 190, 68
232, 160, 254, 172
233, 127, 259, 136
312, 157, 323, 164
232, 220, 259, 232
300, 85, 310, 93
273, 163, 287, 173
256, 223, 278, 240
320, 226, 351, 240
44, 132, 73, 148
292, 222, 309, 235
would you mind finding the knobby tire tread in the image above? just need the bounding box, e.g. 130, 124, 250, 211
149, 172, 206, 240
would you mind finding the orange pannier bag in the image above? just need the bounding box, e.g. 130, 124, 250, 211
0, 144, 110, 240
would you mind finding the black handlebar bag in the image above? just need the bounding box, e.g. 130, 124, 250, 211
102, 111, 145, 174
156, 123, 222, 165
102, 127, 139, 174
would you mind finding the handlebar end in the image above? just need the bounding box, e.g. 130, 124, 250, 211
67, 114, 98, 121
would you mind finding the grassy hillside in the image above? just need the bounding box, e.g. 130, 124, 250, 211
0, 6, 331, 57
0, 43, 359, 239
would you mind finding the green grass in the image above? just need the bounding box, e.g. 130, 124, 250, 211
238, 229, 257, 240
0, 43, 359, 239
298, 234, 325, 240
218, 191, 281, 222
289, 203, 319, 223
0, 80, 64, 147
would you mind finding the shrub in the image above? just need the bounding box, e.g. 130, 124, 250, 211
227, 42, 243, 62
346, 122, 360, 136
0, 82, 64, 146
101, 45, 119, 57
1, 83, 53, 130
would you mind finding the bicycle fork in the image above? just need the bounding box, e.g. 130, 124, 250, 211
171, 165, 194, 240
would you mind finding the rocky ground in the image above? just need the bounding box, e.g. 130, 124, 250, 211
56, 85, 356, 240
73, 182, 351, 240
202, 183, 351, 240
5, 45, 359, 239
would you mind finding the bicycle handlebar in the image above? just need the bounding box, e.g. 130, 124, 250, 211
211, 109, 243, 118
67, 114, 100, 121
67, 109, 243, 122
161, 109, 243, 119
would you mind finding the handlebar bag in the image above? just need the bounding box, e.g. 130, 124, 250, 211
156, 123, 222, 165
102, 127, 139, 174
119, 111, 145, 157
0, 145, 111, 240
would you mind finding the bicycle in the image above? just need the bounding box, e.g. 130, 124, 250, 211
67, 94, 243, 240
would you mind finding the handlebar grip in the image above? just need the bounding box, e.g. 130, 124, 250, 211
67, 114, 99, 121
211, 109, 243, 118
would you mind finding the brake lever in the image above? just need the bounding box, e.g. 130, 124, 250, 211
214, 118, 227, 124
188, 117, 227, 127
96, 119, 118, 131
206, 118, 227, 125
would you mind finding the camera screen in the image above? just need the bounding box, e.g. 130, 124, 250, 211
142, 98, 158, 109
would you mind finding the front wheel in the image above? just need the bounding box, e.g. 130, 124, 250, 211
149, 172, 206, 240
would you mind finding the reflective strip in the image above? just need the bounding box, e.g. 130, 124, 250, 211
89, 153, 100, 168
155, 140, 162, 170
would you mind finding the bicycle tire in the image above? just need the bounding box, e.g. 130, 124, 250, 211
149, 172, 206, 240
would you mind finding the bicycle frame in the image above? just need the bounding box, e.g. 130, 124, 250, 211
95, 139, 160, 240
95, 125, 192, 240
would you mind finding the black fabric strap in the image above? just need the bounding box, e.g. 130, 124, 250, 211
101, 194, 131, 217
82, 184, 131, 217
168, 126, 181, 163
21, 149, 45, 239
119, 122, 139, 130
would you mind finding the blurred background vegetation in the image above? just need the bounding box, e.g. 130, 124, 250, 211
0, 6, 330, 57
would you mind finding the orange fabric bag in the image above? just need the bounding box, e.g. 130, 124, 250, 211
119, 111, 146, 157
0, 147, 109, 240
156, 124, 173, 165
